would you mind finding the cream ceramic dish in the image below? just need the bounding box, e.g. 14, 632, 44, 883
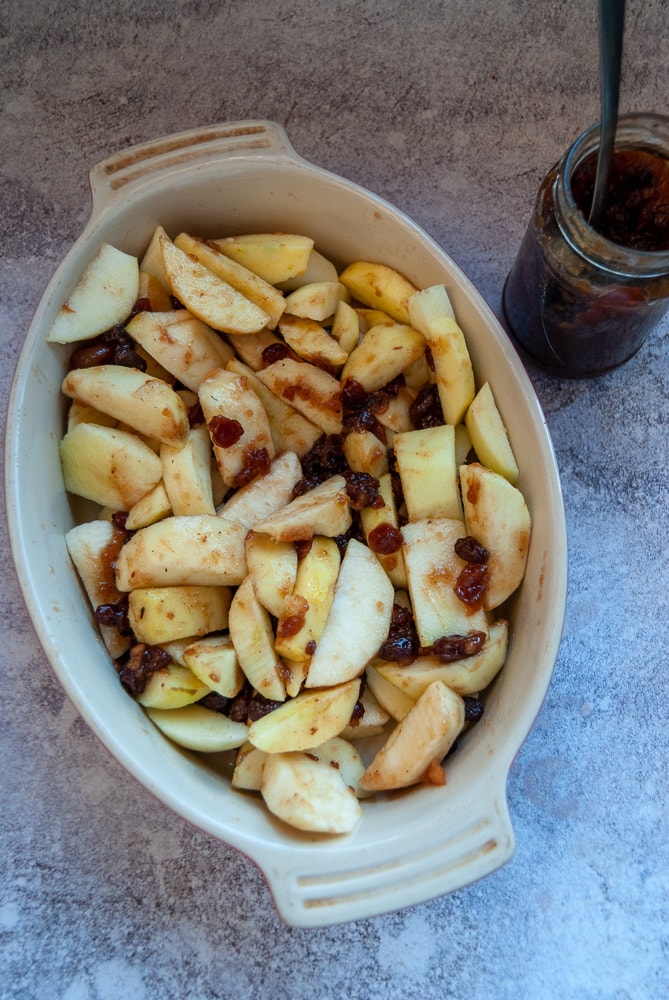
5, 120, 567, 927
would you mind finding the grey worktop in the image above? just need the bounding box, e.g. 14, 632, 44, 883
2, 2, 667, 997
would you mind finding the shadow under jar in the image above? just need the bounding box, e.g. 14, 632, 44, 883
503, 113, 669, 377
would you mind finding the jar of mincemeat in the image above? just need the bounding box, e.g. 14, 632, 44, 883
502, 113, 669, 377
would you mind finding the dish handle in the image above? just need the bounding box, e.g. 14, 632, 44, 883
88, 120, 301, 211
254, 767, 515, 928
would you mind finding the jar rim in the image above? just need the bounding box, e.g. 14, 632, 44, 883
555, 112, 669, 278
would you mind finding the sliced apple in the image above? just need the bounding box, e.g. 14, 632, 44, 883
47, 243, 139, 343
160, 424, 215, 516
278, 314, 348, 369
377, 619, 508, 698
330, 299, 361, 355
115, 514, 247, 591
274, 536, 340, 662
60, 423, 163, 510
283, 281, 349, 322
183, 634, 244, 698
460, 463, 531, 609
253, 475, 351, 542
64, 520, 131, 659
245, 531, 298, 619
232, 742, 268, 791
226, 358, 323, 458
128, 585, 231, 645
340, 687, 390, 740
228, 575, 286, 702
408, 284, 475, 426
146, 704, 248, 753
199, 368, 275, 488
217, 450, 303, 531
256, 356, 343, 435
247, 678, 361, 753
394, 424, 462, 521
360, 680, 465, 791
160, 235, 270, 334
305, 538, 394, 688
210, 233, 314, 284
401, 517, 489, 645
465, 382, 519, 484
125, 481, 172, 530
340, 323, 425, 393
339, 260, 419, 325
126, 309, 234, 392
365, 664, 416, 721
359, 472, 407, 588
276, 248, 339, 290
261, 751, 362, 834
136, 662, 210, 710
343, 429, 389, 479
62, 365, 189, 449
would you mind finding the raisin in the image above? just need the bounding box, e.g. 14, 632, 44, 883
116, 643, 172, 696
463, 695, 485, 722
344, 470, 383, 510
208, 415, 244, 448
262, 342, 291, 366
377, 602, 420, 662
231, 446, 271, 488
94, 596, 132, 636
427, 631, 487, 662
454, 536, 489, 563
454, 562, 488, 608
199, 692, 230, 713
409, 383, 443, 428
367, 523, 403, 554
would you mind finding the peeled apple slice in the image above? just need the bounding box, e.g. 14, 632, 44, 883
47, 243, 140, 344
261, 751, 363, 834
146, 704, 248, 752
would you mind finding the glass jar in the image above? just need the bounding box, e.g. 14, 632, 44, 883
502, 113, 669, 377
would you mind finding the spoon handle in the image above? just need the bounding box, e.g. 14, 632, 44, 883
589, 0, 626, 226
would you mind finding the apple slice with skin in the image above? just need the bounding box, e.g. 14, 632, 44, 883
210, 233, 314, 284
47, 243, 140, 343
305, 537, 394, 688
160, 236, 270, 334
465, 382, 519, 484
460, 462, 531, 609
339, 260, 419, 325
261, 751, 363, 834
407, 284, 476, 426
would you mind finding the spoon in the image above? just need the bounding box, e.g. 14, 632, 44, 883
588, 0, 626, 228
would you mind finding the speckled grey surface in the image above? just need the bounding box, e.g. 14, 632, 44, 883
2, 1, 668, 997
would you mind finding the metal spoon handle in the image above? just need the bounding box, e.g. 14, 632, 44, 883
589, 0, 626, 226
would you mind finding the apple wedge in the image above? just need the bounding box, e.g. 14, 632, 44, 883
277, 248, 339, 290
228, 575, 286, 702
146, 705, 248, 753
125, 481, 172, 530
394, 424, 462, 521
217, 450, 303, 531
339, 260, 419, 325
160, 236, 270, 335
274, 536, 341, 663
128, 585, 231, 645
226, 358, 323, 458
183, 634, 244, 698
198, 368, 275, 489
114, 514, 247, 591
60, 422, 163, 510
283, 281, 349, 322
256, 356, 343, 435
407, 284, 475, 426
360, 680, 466, 792
261, 751, 362, 834
173, 232, 286, 329
330, 299, 361, 355
340, 323, 426, 392
247, 678, 361, 753
278, 314, 348, 369
305, 538, 394, 688
377, 619, 509, 698
64, 520, 131, 659
253, 475, 351, 542
460, 463, 531, 609
136, 662, 210, 710
465, 382, 519, 484
401, 517, 489, 645
343, 429, 389, 480
359, 472, 407, 589
47, 243, 140, 344
232, 742, 268, 791
62, 365, 189, 450
160, 424, 215, 516
245, 532, 298, 619
210, 233, 314, 284
126, 309, 234, 392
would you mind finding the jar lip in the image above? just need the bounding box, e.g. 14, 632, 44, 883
555, 112, 669, 277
